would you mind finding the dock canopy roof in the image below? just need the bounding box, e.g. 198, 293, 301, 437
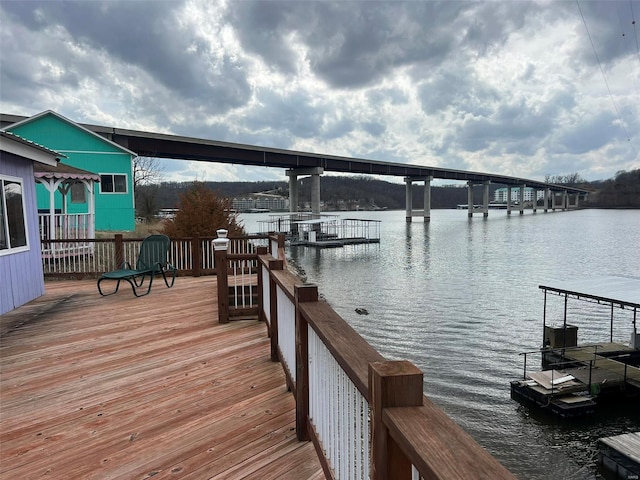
539, 276, 640, 310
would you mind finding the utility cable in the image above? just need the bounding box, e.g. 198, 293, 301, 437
575, 0, 638, 158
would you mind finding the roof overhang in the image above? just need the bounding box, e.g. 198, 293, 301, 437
0, 131, 63, 166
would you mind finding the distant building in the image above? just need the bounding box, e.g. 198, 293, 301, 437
232, 193, 289, 212
494, 187, 544, 202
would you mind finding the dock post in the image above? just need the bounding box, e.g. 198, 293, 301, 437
369, 360, 423, 480
467, 181, 474, 217
563, 190, 568, 211
405, 178, 413, 223
423, 176, 432, 222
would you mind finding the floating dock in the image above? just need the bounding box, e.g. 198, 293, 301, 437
258, 213, 381, 248
511, 276, 640, 418
598, 432, 640, 479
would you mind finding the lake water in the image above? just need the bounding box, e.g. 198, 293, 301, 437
240, 208, 640, 479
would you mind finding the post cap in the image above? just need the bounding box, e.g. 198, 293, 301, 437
213, 237, 229, 251
216, 229, 228, 238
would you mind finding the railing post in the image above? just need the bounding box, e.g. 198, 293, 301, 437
256, 246, 268, 324
192, 233, 201, 277
213, 236, 230, 324
295, 283, 318, 441
269, 233, 286, 259
268, 258, 284, 361
114, 234, 124, 268
369, 360, 424, 480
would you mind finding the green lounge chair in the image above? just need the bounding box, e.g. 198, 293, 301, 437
98, 234, 177, 297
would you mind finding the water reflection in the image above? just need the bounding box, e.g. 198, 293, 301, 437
241, 209, 640, 479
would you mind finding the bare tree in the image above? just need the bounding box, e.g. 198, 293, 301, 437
544, 172, 585, 185
133, 157, 166, 220
133, 156, 166, 189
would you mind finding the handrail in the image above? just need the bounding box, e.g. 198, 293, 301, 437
519, 343, 604, 356
216, 235, 516, 480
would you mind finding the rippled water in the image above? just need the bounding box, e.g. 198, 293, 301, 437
241, 209, 640, 479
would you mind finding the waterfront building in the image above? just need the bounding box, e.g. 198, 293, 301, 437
232, 192, 289, 212
494, 187, 545, 203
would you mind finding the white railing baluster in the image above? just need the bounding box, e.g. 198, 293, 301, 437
262, 264, 270, 325
276, 286, 296, 383
307, 327, 371, 480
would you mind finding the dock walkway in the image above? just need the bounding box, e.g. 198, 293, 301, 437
0, 278, 325, 479
598, 432, 640, 478
559, 344, 640, 391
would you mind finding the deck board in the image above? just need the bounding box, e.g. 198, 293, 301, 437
1, 278, 325, 479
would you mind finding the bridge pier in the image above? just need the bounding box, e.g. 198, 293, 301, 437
405, 178, 413, 223
530, 188, 535, 210
423, 176, 432, 222
286, 167, 324, 215
466, 181, 490, 217
404, 176, 432, 222
483, 181, 490, 217
507, 187, 513, 215
544, 188, 549, 212
519, 185, 525, 215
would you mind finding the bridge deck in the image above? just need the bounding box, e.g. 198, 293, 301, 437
0, 278, 325, 480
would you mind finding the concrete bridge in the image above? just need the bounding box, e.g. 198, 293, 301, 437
1, 113, 590, 221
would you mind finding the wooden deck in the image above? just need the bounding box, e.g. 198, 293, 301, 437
0, 278, 325, 479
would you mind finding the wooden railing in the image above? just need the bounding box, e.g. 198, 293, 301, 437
216, 235, 516, 480
41, 233, 269, 279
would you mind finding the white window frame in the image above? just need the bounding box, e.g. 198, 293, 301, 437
0, 174, 30, 256
99, 173, 128, 194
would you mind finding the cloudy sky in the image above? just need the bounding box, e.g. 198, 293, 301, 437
1, 0, 638, 184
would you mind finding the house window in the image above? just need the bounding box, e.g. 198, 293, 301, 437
71, 182, 86, 203
100, 174, 127, 193
0, 175, 28, 253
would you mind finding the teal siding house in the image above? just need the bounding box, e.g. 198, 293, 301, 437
4, 111, 137, 231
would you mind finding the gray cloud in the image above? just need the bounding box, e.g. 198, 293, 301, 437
573, 1, 640, 67
1, 0, 252, 112
0, 0, 637, 183
556, 111, 621, 154
229, 1, 473, 88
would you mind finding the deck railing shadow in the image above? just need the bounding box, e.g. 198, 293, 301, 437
216, 233, 516, 480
